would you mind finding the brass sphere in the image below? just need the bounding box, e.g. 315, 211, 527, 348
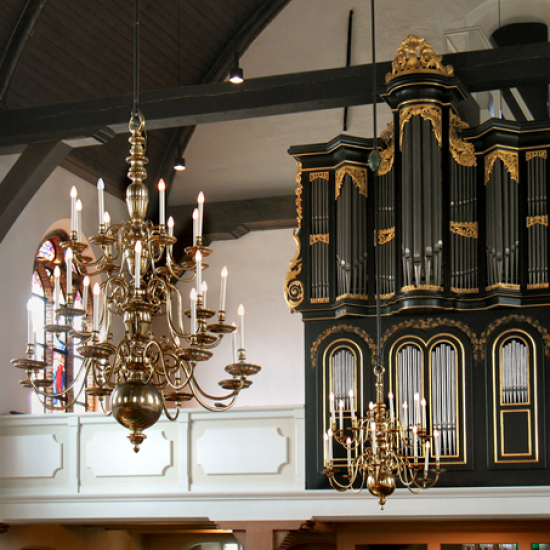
367, 471, 396, 508
111, 380, 163, 452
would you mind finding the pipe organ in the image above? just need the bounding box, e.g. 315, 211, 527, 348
286, 35, 550, 489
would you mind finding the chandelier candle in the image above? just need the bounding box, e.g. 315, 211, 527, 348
82, 276, 90, 311
158, 179, 166, 226
192, 209, 199, 245
220, 267, 228, 312
349, 389, 355, 422
70, 186, 78, 235
195, 250, 202, 295
237, 304, 245, 351
97, 178, 105, 229
134, 241, 142, 289
198, 192, 204, 238
92, 283, 100, 332
201, 282, 208, 309
190, 288, 197, 334
66, 248, 73, 296
388, 392, 395, 422
329, 392, 335, 426
27, 300, 33, 346
76, 200, 83, 241
339, 400, 344, 431
53, 266, 60, 313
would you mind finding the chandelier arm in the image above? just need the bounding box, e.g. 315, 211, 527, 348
167, 286, 190, 338
188, 376, 240, 411
162, 354, 194, 390
98, 396, 113, 416
162, 400, 182, 421
163, 260, 196, 283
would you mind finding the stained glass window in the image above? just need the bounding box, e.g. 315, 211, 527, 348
52, 351, 67, 407
36, 240, 56, 261
74, 290, 83, 309
32, 271, 44, 296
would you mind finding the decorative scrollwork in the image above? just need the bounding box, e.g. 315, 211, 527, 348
309, 172, 329, 182
485, 149, 519, 184
310, 324, 376, 368
378, 122, 395, 176
386, 35, 454, 84
401, 285, 444, 293
527, 283, 549, 290
400, 104, 442, 149
450, 221, 478, 238
527, 215, 548, 228
378, 228, 395, 245
295, 162, 303, 227
381, 317, 481, 361
526, 150, 547, 161
284, 229, 304, 312
310, 234, 329, 245
335, 166, 368, 199
449, 111, 476, 167
486, 283, 520, 291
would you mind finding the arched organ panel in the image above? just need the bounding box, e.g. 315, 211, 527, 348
485, 150, 520, 290
400, 106, 443, 290
449, 112, 478, 293
526, 150, 548, 289
310, 172, 330, 303
335, 168, 369, 299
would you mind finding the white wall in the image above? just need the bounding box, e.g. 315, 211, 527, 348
0, 165, 127, 414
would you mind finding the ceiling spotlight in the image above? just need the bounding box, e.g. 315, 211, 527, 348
173, 144, 186, 171
229, 52, 244, 84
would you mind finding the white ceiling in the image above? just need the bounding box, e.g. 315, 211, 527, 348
168, 0, 549, 206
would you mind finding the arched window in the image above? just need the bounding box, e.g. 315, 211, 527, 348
29, 232, 93, 413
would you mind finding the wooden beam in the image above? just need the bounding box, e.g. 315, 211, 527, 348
1, 42, 550, 149
0, 140, 72, 243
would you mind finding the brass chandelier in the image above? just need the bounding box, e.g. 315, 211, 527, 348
12, 0, 260, 452
321, 0, 443, 508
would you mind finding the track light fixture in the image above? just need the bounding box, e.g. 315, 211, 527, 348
174, 144, 186, 171
229, 52, 244, 84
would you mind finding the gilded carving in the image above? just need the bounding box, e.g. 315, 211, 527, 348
449, 111, 476, 167
450, 287, 479, 294
482, 314, 550, 358
485, 150, 519, 184
378, 122, 395, 176
295, 162, 303, 227
526, 215, 548, 228
527, 283, 549, 290
310, 325, 376, 368
310, 234, 329, 245
526, 150, 548, 161
336, 293, 369, 301
311, 298, 330, 304
380, 318, 481, 361
386, 35, 454, 84
401, 285, 444, 293
486, 283, 520, 291
309, 172, 330, 182
284, 229, 304, 312
450, 221, 478, 238
335, 166, 368, 199
379, 227, 395, 245
400, 104, 442, 150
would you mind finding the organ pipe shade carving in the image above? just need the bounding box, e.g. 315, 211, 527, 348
284, 229, 304, 311
400, 104, 442, 149
378, 122, 395, 176
335, 166, 368, 199
385, 34, 454, 83
295, 162, 303, 227
485, 150, 519, 184
449, 111, 476, 167
311, 175, 330, 302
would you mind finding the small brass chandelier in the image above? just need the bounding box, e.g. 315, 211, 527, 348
12, 0, 260, 452
322, 0, 443, 508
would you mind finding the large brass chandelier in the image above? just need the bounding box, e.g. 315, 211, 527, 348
12, 0, 259, 452
322, 0, 443, 508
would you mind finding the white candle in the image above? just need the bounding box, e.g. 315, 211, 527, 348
76, 199, 83, 241
323, 432, 329, 466
371, 422, 377, 454
197, 192, 205, 238
82, 276, 90, 311
70, 186, 78, 234
329, 392, 335, 426
158, 179, 166, 226
201, 281, 208, 309
134, 241, 142, 289
190, 288, 197, 334
27, 299, 34, 346
414, 392, 420, 425
338, 400, 344, 431
346, 437, 352, 468
402, 401, 409, 431
66, 248, 73, 297
389, 392, 395, 422
327, 429, 333, 462
92, 283, 101, 331
220, 266, 228, 311
237, 304, 245, 349
53, 266, 61, 314
192, 208, 199, 245
103, 211, 111, 227
167, 216, 175, 257
349, 389, 355, 421
195, 250, 202, 295
231, 322, 237, 362
421, 397, 427, 429
434, 430, 441, 462
425, 441, 431, 472
97, 178, 105, 228
368, 401, 374, 419
413, 425, 418, 461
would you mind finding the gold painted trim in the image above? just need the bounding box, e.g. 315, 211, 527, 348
449, 111, 476, 167
335, 166, 368, 199
401, 284, 444, 293
309, 171, 329, 182
400, 104, 442, 150
310, 234, 329, 245
528, 283, 549, 290
527, 215, 548, 228
376, 292, 396, 300
450, 287, 479, 294
485, 149, 519, 184
378, 122, 395, 176
386, 35, 454, 83
336, 293, 369, 301
311, 325, 376, 368
486, 283, 520, 291
379, 227, 395, 245
311, 298, 330, 304
284, 229, 304, 312
526, 150, 547, 161
450, 221, 478, 238
295, 162, 303, 227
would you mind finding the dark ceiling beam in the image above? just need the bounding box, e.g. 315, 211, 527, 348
0, 140, 72, 243
1, 42, 550, 150
0, 0, 50, 107
168, 195, 296, 258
